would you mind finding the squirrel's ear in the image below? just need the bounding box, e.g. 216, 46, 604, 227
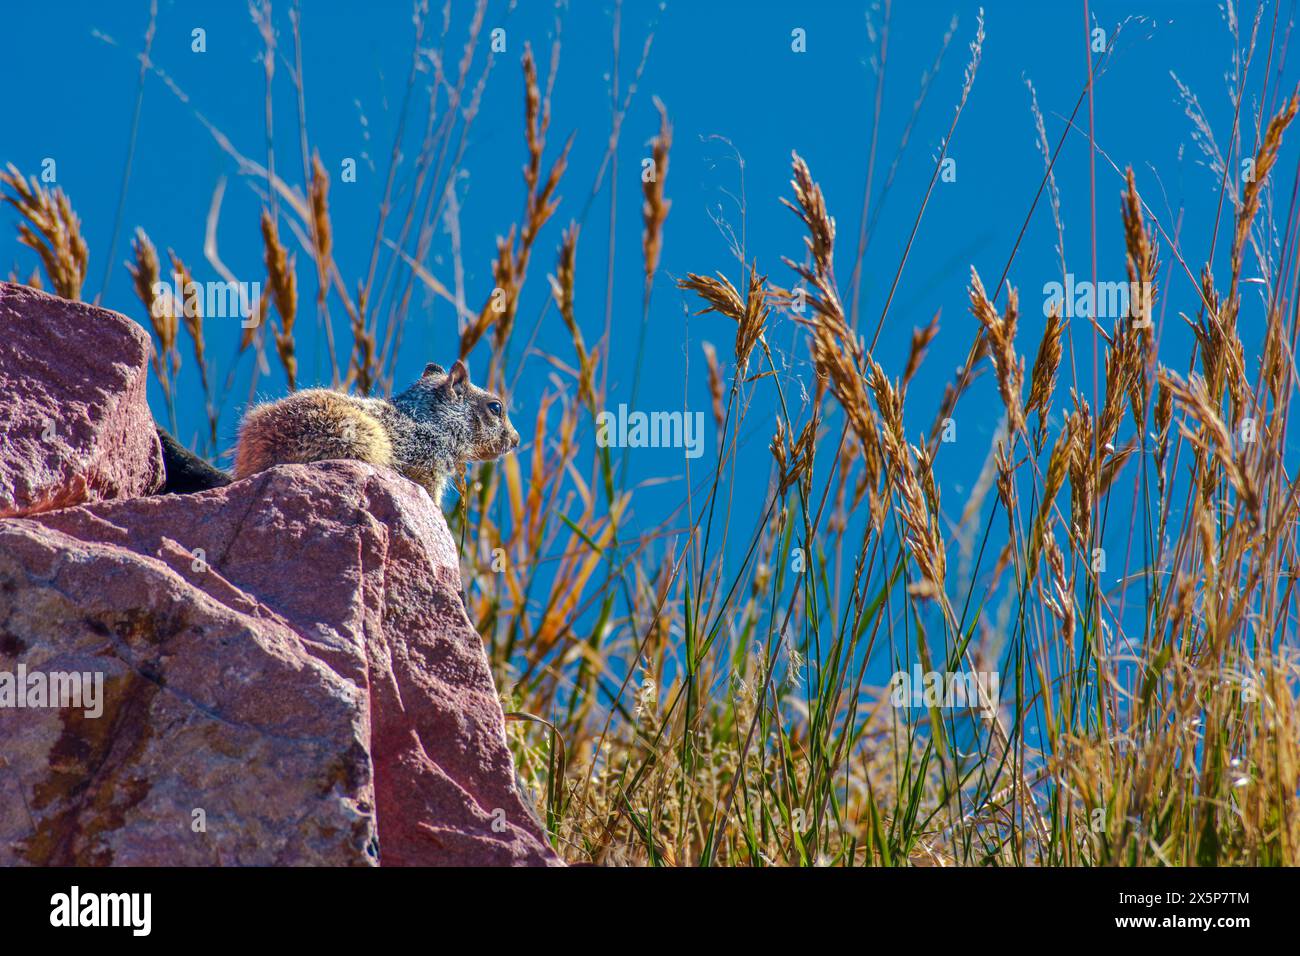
422, 362, 445, 378
439, 359, 469, 397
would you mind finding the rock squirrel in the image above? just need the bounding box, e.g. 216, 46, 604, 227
231, 360, 519, 501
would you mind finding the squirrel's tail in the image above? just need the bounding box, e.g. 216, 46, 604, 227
156, 426, 232, 494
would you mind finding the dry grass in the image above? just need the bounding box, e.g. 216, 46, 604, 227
261, 208, 299, 391
126, 227, 178, 433
1, 162, 88, 300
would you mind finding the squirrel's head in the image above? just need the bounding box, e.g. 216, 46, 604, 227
394, 359, 520, 462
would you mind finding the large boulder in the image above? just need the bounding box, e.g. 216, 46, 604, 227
0, 282, 164, 518
0, 461, 561, 866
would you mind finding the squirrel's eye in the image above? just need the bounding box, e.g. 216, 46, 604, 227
488, 400, 503, 418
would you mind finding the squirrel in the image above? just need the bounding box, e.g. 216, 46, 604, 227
228, 359, 519, 501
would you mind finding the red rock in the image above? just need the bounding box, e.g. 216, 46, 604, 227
0, 461, 561, 866
0, 282, 164, 518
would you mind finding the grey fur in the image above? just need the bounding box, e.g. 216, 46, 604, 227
386, 359, 519, 500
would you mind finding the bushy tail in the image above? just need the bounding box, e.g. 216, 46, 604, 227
156, 426, 231, 494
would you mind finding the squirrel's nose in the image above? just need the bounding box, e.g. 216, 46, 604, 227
510, 430, 520, 449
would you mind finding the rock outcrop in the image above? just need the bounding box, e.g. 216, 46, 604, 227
0, 287, 559, 866
0, 282, 164, 518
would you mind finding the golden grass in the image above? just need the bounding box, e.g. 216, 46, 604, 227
260, 208, 299, 391
1, 162, 88, 300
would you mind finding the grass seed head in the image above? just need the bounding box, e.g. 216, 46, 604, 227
1, 162, 89, 300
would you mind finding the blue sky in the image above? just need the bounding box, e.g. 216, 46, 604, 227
3, 0, 1288, 606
